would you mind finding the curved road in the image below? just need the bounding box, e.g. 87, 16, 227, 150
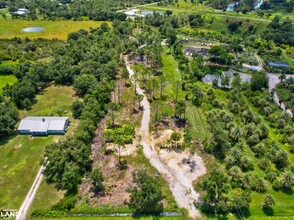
125, 56, 202, 218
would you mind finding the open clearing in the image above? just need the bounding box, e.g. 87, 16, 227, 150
0, 20, 107, 40
0, 74, 17, 94
0, 86, 78, 210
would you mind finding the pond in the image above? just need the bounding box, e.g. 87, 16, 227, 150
21, 27, 45, 32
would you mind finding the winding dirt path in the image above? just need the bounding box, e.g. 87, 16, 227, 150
124, 56, 202, 219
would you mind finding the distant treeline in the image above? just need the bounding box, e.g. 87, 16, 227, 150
0, 0, 160, 21
263, 16, 294, 46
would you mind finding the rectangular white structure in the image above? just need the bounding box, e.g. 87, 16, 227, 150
18, 117, 69, 135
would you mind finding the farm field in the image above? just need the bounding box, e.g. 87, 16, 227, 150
0, 86, 78, 209
0, 20, 107, 40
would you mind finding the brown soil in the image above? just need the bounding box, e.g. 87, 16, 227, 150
78, 78, 142, 207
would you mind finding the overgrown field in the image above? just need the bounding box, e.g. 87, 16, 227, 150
0, 20, 107, 40
0, 86, 78, 209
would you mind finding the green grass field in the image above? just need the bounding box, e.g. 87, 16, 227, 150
0, 20, 107, 40
0, 86, 78, 210
0, 74, 17, 94
30, 217, 185, 220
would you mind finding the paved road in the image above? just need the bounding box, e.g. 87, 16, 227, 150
16, 165, 45, 220
125, 56, 202, 218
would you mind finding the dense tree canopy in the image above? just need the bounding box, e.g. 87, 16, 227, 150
129, 170, 163, 213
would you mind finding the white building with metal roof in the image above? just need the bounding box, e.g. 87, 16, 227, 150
18, 117, 69, 135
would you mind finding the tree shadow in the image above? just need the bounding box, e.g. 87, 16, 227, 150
131, 203, 164, 219
0, 131, 18, 146
282, 187, 293, 195
174, 118, 186, 128
117, 159, 128, 170
262, 206, 274, 216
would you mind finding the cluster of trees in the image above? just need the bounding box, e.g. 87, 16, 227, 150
208, 45, 233, 65
263, 16, 294, 46
32, 22, 133, 201
128, 170, 163, 214
275, 77, 294, 113
103, 124, 135, 165
5, 0, 127, 21
0, 38, 63, 62
0, 98, 18, 137
260, 0, 294, 13
196, 81, 294, 214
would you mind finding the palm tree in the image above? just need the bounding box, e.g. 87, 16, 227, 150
254, 177, 267, 192
239, 156, 252, 171
230, 126, 243, 142
241, 173, 252, 189
229, 166, 242, 180
265, 171, 277, 183
280, 170, 294, 188
258, 158, 271, 171
252, 143, 265, 157
229, 147, 241, 160
224, 155, 236, 168
258, 124, 269, 139
262, 194, 275, 207
275, 150, 289, 168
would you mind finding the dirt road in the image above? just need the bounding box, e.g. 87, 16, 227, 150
125, 56, 203, 219
16, 165, 45, 220
268, 73, 293, 115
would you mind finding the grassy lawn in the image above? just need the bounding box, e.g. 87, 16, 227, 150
30, 217, 184, 220
27, 180, 65, 219
0, 20, 107, 40
19, 85, 79, 119
0, 74, 17, 94
0, 85, 78, 210
161, 47, 184, 100
186, 102, 209, 141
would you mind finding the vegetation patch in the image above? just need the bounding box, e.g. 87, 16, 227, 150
0, 86, 78, 209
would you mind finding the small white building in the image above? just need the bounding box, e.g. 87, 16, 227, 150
18, 117, 69, 136
14, 8, 29, 16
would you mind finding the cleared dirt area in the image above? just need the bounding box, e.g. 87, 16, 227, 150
78, 78, 143, 207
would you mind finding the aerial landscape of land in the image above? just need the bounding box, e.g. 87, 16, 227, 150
0, 0, 293, 219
